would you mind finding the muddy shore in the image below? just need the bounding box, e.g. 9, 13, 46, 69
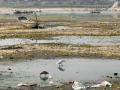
1, 21, 120, 40
0, 43, 120, 60
0, 82, 119, 90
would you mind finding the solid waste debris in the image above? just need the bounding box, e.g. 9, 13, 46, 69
91, 81, 112, 88
17, 83, 37, 87
72, 81, 86, 90
17, 83, 28, 87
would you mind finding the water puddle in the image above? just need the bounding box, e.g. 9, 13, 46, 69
52, 36, 120, 45
0, 36, 120, 46
0, 38, 55, 46
0, 58, 120, 87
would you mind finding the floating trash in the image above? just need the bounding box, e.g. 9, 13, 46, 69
17, 83, 28, 87
17, 82, 37, 87
49, 81, 54, 85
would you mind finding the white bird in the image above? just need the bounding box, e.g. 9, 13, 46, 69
91, 81, 112, 88
56, 60, 65, 65
48, 74, 54, 85
72, 81, 86, 90
91, 84, 102, 88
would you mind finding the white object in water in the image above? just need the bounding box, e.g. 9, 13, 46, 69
49, 81, 54, 85
100, 81, 112, 87
72, 81, 86, 90
48, 74, 52, 79
91, 81, 112, 88
91, 84, 102, 88
17, 83, 27, 87
56, 60, 65, 65
17, 83, 37, 87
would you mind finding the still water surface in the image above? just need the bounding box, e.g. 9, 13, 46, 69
0, 58, 120, 86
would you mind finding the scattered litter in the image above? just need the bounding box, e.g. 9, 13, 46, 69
49, 81, 54, 85
91, 81, 112, 88
17, 83, 28, 87
91, 84, 102, 88
101, 81, 112, 87
17, 83, 37, 87
72, 81, 86, 90
48, 74, 52, 79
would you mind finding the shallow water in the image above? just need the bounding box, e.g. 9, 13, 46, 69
52, 36, 120, 45
0, 38, 55, 46
0, 58, 120, 87
0, 36, 120, 46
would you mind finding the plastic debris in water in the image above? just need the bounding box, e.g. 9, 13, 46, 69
91, 81, 112, 88
48, 74, 52, 79
49, 81, 54, 85
17, 83, 37, 87
17, 83, 28, 87
72, 81, 86, 90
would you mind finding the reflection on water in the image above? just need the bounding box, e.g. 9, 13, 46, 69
0, 36, 120, 46
0, 58, 120, 87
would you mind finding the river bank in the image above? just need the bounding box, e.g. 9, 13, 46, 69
0, 12, 120, 89
0, 43, 120, 60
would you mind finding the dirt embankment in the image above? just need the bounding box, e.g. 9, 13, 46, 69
0, 43, 120, 60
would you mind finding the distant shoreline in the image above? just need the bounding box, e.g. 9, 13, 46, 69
0, 7, 120, 14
